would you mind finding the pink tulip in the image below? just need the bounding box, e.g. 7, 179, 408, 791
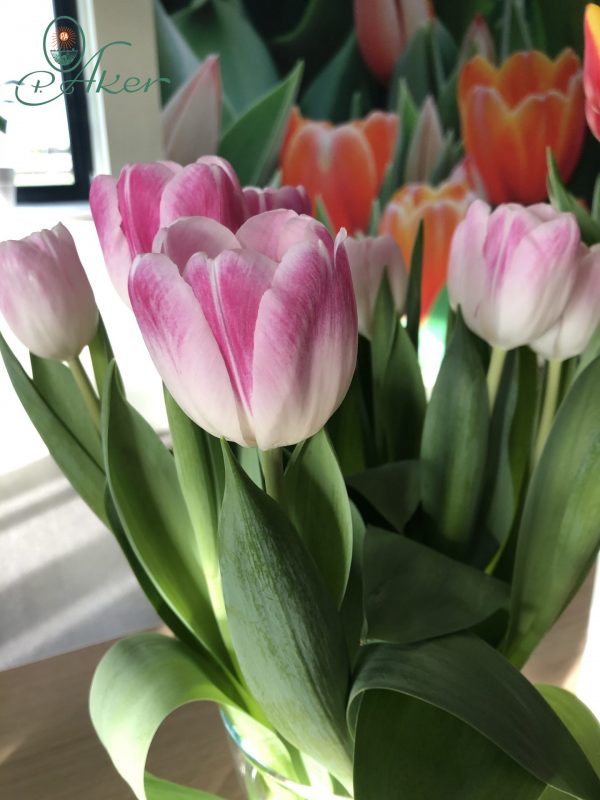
0, 223, 97, 360
354, 0, 432, 82
404, 96, 444, 183
89, 156, 247, 303
532, 244, 600, 361
344, 234, 407, 337
162, 55, 221, 165
459, 14, 496, 64
448, 200, 581, 349
129, 209, 358, 449
243, 185, 311, 217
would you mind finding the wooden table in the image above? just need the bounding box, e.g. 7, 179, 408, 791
0, 636, 244, 800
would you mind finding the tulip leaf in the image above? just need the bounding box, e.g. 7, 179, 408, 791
145, 775, 224, 800
101, 363, 230, 672
504, 356, 600, 667
88, 315, 115, 397
547, 151, 600, 246
420, 312, 489, 559
538, 686, 600, 779
405, 223, 424, 352
327, 371, 369, 476
348, 460, 420, 534
153, 0, 200, 104
363, 526, 509, 645
0, 331, 108, 525
432, 0, 493, 43
283, 429, 353, 608
219, 62, 303, 186
349, 635, 600, 800
219, 442, 353, 789
173, 0, 278, 114
30, 354, 103, 469
89, 633, 251, 800
354, 691, 546, 800
380, 81, 419, 205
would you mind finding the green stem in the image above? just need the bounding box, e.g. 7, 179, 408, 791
67, 355, 101, 431
259, 448, 284, 503
486, 347, 507, 412
513, 0, 533, 49
533, 359, 562, 464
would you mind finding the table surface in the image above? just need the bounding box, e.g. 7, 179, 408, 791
0, 568, 596, 800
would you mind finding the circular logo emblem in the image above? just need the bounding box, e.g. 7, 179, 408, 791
43, 16, 85, 72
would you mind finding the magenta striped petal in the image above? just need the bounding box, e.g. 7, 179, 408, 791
89, 175, 132, 303
236, 209, 330, 262
183, 248, 277, 421
117, 162, 179, 255
243, 185, 312, 216
159, 158, 247, 231
250, 233, 357, 449
155, 217, 240, 272
128, 253, 247, 443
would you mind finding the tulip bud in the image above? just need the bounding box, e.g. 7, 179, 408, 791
531, 244, 600, 361
404, 96, 444, 183
129, 210, 358, 449
459, 14, 496, 64
162, 55, 221, 165
354, 0, 432, 82
0, 223, 98, 360
90, 156, 247, 303
584, 4, 600, 140
345, 234, 407, 338
243, 185, 311, 217
448, 200, 581, 350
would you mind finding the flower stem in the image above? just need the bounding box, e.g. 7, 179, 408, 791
259, 448, 284, 503
68, 355, 101, 431
533, 359, 562, 464
486, 347, 507, 412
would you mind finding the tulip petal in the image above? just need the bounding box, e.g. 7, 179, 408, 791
236, 209, 330, 262
89, 175, 133, 304
117, 162, 179, 255
183, 248, 277, 421
242, 185, 312, 217
128, 253, 246, 444
355, 111, 399, 185
251, 235, 357, 449
155, 217, 240, 272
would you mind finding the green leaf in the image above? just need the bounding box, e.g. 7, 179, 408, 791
530, 0, 586, 56
354, 691, 545, 800
432, 0, 493, 43
153, 0, 200, 104
348, 460, 420, 534
173, 0, 278, 114
538, 686, 600, 778
379, 81, 419, 206
89, 633, 248, 800
0, 331, 108, 525
219, 442, 353, 789
219, 63, 303, 186
363, 527, 508, 645
88, 315, 115, 397
145, 775, 224, 800
547, 151, 600, 246
420, 312, 489, 559
283, 430, 353, 608
349, 634, 600, 800
505, 357, 600, 666
326, 371, 368, 476
405, 223, 424, 352
340, 502, 367, 663
102, 363, 230, 671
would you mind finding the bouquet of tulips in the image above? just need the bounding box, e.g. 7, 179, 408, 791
3, 0, 600, 798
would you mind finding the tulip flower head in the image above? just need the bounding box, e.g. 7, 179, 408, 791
243, 185, 311, 217
404, 96, 444, 183
281, 109, 399, 234
448, 200, 581, 350
459, 50, 585, 204
129, 210, 358, 449
584, 3, 600, 140
354, 0, 432, 82
345, 234, 408, 338
379, 180, 473, 317
459, 14, 496, 64
532, 244, 600, 361
162, 55, 221, 166
0, 223, 98, 360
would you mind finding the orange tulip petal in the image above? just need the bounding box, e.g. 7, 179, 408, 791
458, 55, 497, 104
355, 111, 399, 186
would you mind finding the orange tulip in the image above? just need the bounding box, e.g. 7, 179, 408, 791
458, 50, 585, 205
280, 108, 399, 234
584, 4, 600, 140
379, 181, 473, 316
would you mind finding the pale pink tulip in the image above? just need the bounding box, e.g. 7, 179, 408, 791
459, 14, 496, 64
89, 156, 247, 303
532, 244, 600, 361
404, 96, 444, 183
448, 200, 580, 349
0, 223, 97, 360
243, 185, 311, 217
129, 210, 358, 449
345, 234, 407, 337
162, 56, 221, 165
